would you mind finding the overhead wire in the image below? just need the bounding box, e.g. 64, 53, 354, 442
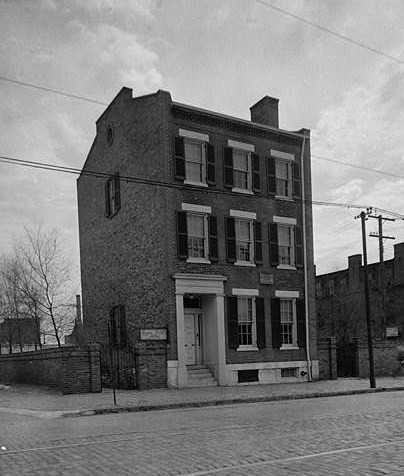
1, 154, 404, 219
254, 0, 404, 66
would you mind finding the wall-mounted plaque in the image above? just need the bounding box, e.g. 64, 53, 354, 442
259, 273, 274, 285
140, 328, 167, 341
386, 327, 399, 338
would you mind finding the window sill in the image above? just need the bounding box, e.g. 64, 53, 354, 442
184, 180, 208, 188
277, 264, 296, 271
235, 261, 256, 267
280, 346, 299, 351
231, 187, 254, 195
186, 257, 211, 264
237, 346, 259, 352
275, 195, 293, 201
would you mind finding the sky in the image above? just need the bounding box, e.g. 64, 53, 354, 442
1, 0, 404, 292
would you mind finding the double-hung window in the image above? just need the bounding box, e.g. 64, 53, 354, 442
226, 210, 262, 266
177, 204, 218, 263
280, 299, 295, 346
187, 213, 207, 259
233, 149, 251, 191
184, 139, 205, 183
278, 224, 294, 266
175, 130, 215, 186
235, 219, 253, 263
238, 297, 255, 346
275, 160, 292, 198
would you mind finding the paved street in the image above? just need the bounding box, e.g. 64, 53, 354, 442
1, 391, 404, 475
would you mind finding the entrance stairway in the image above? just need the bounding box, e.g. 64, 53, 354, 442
187, 365, 218, 388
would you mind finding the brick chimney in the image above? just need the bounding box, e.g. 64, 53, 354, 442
348, 254, 362, 290
250, 96, 279, 128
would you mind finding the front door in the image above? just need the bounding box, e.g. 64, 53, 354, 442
184, 311, 202, 366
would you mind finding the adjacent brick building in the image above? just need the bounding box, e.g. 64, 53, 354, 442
77, 88, 318, 389
316, 242, 404, 344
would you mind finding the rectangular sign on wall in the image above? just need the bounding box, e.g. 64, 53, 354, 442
140, 328, 167, 341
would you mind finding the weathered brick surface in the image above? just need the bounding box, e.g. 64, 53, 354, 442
135, 341, 167, 390
357, 339, 401, 377
0, 346, 101, 394
318, 337, 337, 379
78, 89, 317, 388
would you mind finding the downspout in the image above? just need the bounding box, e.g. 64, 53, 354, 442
300, 134, 312, 382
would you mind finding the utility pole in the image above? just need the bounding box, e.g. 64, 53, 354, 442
355, 209, 376, 388
369, 214, 395, 337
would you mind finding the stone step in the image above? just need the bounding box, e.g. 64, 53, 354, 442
187, 365, 218, 387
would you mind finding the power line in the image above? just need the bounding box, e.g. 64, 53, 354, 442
312, 154, 404, 180
1, 154, 404, 219
255, 0, 404, 66
0, 76, 108, 106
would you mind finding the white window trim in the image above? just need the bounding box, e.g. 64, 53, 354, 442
234, 218, 255, 265
182, 203, 212, 214
273, 216, 297, 225
232, 288, 259, 297
275, 290, 300, 298
274, 158, 293, 199
230, 210, 257, 220
184, 180, 209, 188
277, 264, 296, 271
179, 129, 209, 142
270, 149, 295, 161
228, 139, 255, 152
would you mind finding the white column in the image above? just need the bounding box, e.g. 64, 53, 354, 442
215, 293, 227, 385
175, 292, 188, 388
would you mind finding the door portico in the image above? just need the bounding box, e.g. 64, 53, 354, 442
171, 274, 227, 388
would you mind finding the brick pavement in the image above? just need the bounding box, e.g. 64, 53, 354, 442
2, 393, 404, 475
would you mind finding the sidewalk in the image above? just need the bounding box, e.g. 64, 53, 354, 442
1, 377, 404, 419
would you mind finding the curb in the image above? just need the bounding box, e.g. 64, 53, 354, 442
66, 385, 404, 418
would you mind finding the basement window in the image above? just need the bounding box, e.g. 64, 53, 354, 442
281, 367, 297, 378
238, 369, 259, 383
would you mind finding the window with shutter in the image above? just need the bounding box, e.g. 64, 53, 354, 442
228, 293, 262, 350
225, 217, 236, 263
175, 133, 213, 186
105, 173, 121, 218
178, 207, 215, 263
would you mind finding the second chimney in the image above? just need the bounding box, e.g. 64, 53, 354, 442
250, 96, 279, 128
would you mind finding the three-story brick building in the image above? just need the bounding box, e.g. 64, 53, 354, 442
77, 88, 318, 388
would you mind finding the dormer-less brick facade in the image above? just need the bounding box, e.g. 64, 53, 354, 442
78, 88, 318, 389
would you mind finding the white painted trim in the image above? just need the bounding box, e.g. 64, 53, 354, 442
231, 188, 254, 195
273, 216, 297, 225
280, 346, 299, 350
184, 180, 208, 188
187, 257, 211, 264
270, 149, 295, 161
235, 261, 256, 267
179, 129, 209, 142
275, 290, 300, 298
230, 209, 257, 220
226, 360, 310, 371
232, 288, 259, 296
181, 203, 211, 214
277, 264, 297, 271
228, 139, 255, 152
237, 346, 259, 352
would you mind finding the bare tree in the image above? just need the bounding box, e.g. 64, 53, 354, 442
12, 225, 75, 347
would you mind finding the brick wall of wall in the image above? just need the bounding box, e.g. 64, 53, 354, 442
0, 346, 101, 394
317, 337, 337, 380
357, 340, 401, 377
135, 341, 167, 390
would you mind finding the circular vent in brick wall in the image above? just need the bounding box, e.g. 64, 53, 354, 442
106, 125, 114, 145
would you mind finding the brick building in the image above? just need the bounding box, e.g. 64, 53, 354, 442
316, 242, 404, 345
77, 88, 318, 389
